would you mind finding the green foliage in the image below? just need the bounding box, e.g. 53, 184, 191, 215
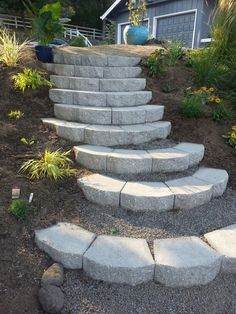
69, 36, 86, 47
109, 227, 118, 235
0, 28, 30, 67
162, 83, 173, 93
166, 41, 184, 66
12, 68, 52, 92
21, 136, 36, 146
23, 0, 64, 45
212, 104, 231, 122
20, 149, 77, 181
146, 49, 166, 77
128, 0, 147, 26
8, 110, 24, 119
180, 94, 205, 118
9, 199, 31, 220
223, 126, 236, 148
104, 20, 115, 44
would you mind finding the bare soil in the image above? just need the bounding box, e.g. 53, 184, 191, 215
0, 51, 235, 314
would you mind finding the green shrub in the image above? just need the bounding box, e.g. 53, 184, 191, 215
146, 49, 166, 77
70, 36, 87, 47
223, 126, 236, 148
9, 199, 31, 220
212, 104, 231, 121
180, 94, 205, 118
0, 28, 30, 67
12, 68, 53, 92
166, 41, 184, 66
8, 110, 24, 119
20, 149, 76, 181
162, 83, 173, 93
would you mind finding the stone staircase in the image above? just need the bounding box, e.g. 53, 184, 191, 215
37, 50, 233, 287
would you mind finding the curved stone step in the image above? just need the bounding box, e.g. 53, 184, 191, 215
154, 237, 222, 287
49, 89, 152, 107
54, 104, 164, 125
204, 224, 236, 273
53, 52, 141, 67
35, 223, 96, 269
83, 235, 155, 286
50, 75, 146, 92
43, 63, 142, 78
42, 118, 171, 146
73, 143, 204, 174
77, 168, 228, 211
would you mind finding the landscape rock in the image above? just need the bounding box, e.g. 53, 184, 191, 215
41, 263, 64, 287
38, 285, 64, 314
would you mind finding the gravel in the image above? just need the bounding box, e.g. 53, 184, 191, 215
61, 270, 236, 314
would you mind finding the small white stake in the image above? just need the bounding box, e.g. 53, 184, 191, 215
29, 193, 34, 204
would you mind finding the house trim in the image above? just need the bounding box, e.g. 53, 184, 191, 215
152, 9, 198, 49
100, 0, 122, 20
117, 18, 150, 44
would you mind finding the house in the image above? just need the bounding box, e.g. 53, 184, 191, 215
100, 0, 216, 48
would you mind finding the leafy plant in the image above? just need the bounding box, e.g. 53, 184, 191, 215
127, 0, 147, 26
12, 68, 53, 92
23, 1, 64, 45
70, 36, 87, 47
166, 41, 184, 66
8, 110, 24, 119
0, 28, 30, 67
21, 136, 36, 146
223, 126, 236, 148
20, 149, 76, 181
180, 94, 205, 118
212, 104, 231, 122
109, 227, 118, 235
9, 199, 31, 220
146, 49, 166, 77
162, 83, 173, 93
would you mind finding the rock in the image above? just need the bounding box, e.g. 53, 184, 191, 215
38, 285, 64, 314
41, 263, 64, 287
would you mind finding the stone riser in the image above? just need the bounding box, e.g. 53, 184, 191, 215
74, 143, 204, 174
53, 53, 141, 67
77, 168, 229, 211
49, 89, 152, 107
51, 76, 146, 92
35, 222, 236, 287
43, 63, 142, 78
54, 104, 164, 125
42, 118, 171, 146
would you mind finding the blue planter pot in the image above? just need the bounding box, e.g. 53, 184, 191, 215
123, 25, 148, 45
35, 45, 53, 63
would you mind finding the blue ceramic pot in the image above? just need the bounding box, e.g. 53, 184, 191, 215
123, 25, 148, 45
35, 45, 53, 63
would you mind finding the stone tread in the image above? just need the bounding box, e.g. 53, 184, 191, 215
204, 224, 236, 273
49, 89, 152, 107
50, 75, 146, 92
54, 103, 164, 125
42, 118, 171, 146
35, 223, 236, 287
73, 143, 204, 174
35, 223, 96, 269
77, 168, 228, 211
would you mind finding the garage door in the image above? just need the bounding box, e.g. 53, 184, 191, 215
155, 12, 196, 48
119, 20, 149, 44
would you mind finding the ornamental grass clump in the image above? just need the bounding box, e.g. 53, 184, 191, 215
0, 28, 30, 67
223, 126, 236, 148
9, 199, 31, 220
180, 94, 205, 118
20, 149, 77, 181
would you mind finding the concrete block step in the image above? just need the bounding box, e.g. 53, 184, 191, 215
154, 237, 222, 287
77, 168, 228, 211
83, 235, 155, 285
49, 89, 152, 107
42, 118, 171, 146
54, 104, 164, 125
74, 143, 204, 174
204, 224, 236, 273
53, 52, 141, 67
50, 75, 146, 92
35, 223, 96, 269
43, 63, 142, 78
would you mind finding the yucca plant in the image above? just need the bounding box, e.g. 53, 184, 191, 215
0, 28, 30, 67
20, 149, 77, 181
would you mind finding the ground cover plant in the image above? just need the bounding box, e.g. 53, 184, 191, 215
9, 198, 31, 220
8, 110, 24, 119
223, 126, 236, 148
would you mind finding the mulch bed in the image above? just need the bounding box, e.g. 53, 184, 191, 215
0, 57, 235, 313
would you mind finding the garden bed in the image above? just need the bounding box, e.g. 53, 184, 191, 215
0, 54, 235, 313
